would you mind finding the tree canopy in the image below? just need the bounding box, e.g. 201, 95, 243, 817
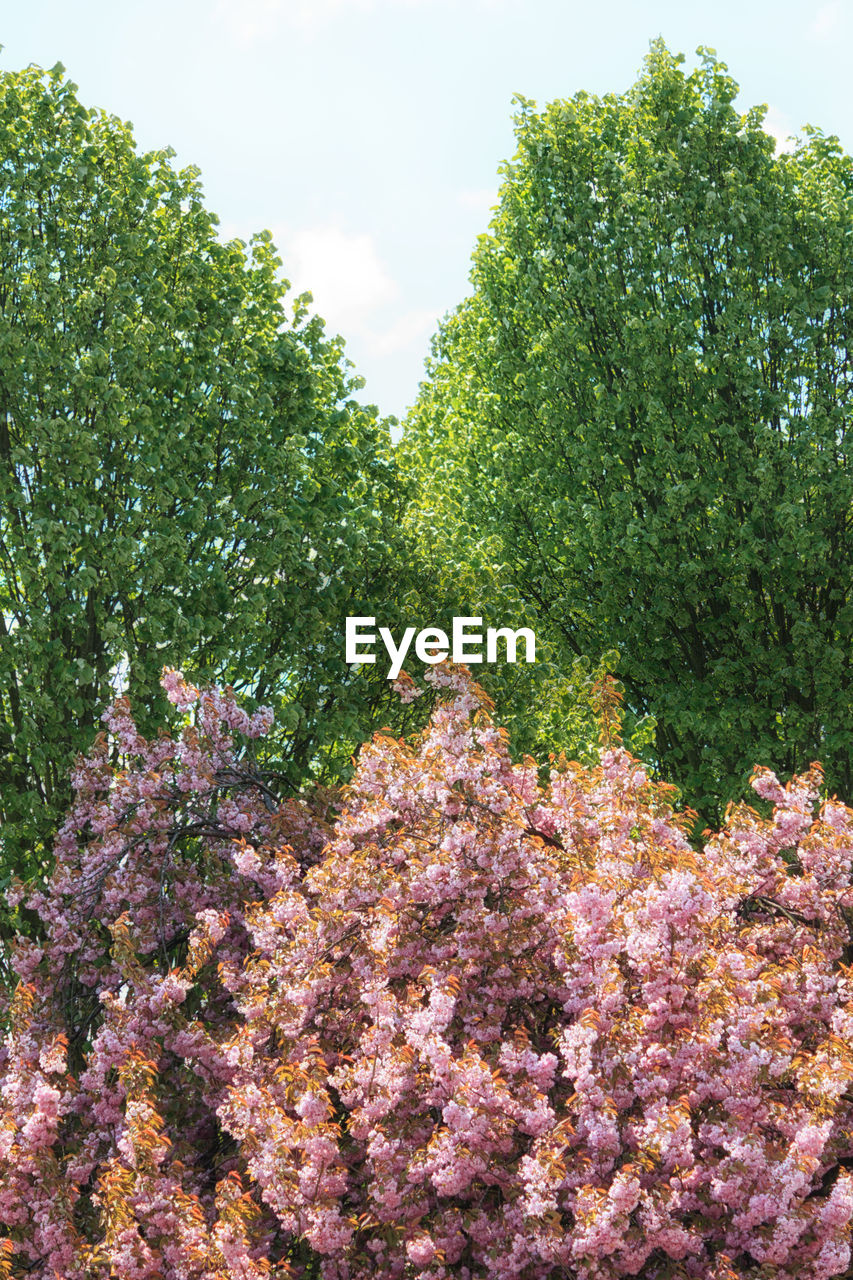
400, 42, 853, 817
0, 61, 417, 884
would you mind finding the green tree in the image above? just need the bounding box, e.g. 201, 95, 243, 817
401, 42, 853, 817
0, 60, 419, 888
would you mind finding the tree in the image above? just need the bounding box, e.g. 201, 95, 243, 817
400, 42, 853, 818
0, 60, 417, 886
3, 665, 853, 1278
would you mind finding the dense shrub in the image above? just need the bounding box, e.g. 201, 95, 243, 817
3, 667, 853, 1278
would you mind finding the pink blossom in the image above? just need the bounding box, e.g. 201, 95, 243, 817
3, 665, 853, 1278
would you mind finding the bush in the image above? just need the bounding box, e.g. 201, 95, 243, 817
3, 667, 853, 1278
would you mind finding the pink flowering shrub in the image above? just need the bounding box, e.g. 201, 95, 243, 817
3, 665, 853, 1278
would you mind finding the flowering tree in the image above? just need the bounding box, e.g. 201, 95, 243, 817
3, 665, 853, 1278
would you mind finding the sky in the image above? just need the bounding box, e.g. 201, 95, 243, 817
1, 0, 852, 424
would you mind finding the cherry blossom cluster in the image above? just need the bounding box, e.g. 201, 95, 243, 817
2, 664, 853, 1279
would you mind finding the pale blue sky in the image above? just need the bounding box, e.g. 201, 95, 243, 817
2, 1, 851, 421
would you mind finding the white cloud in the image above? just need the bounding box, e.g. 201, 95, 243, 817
811, 0, 844, 36
457, 187, 500, 217
283, 224, 398, 331
213, 219, 250, 245
215, 0, 413, 42
367, 307, 442, 357
762, 106, 797, 155
213, 0, 284, 44
215, 0, 506, 40
214, 218, 441, 390
279, 222, 442, 359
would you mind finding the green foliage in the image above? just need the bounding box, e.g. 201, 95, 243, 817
0, 61, 419, 888
396, 439, 656, 774
394, 518, 656, 773
400, 41, 853, 818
